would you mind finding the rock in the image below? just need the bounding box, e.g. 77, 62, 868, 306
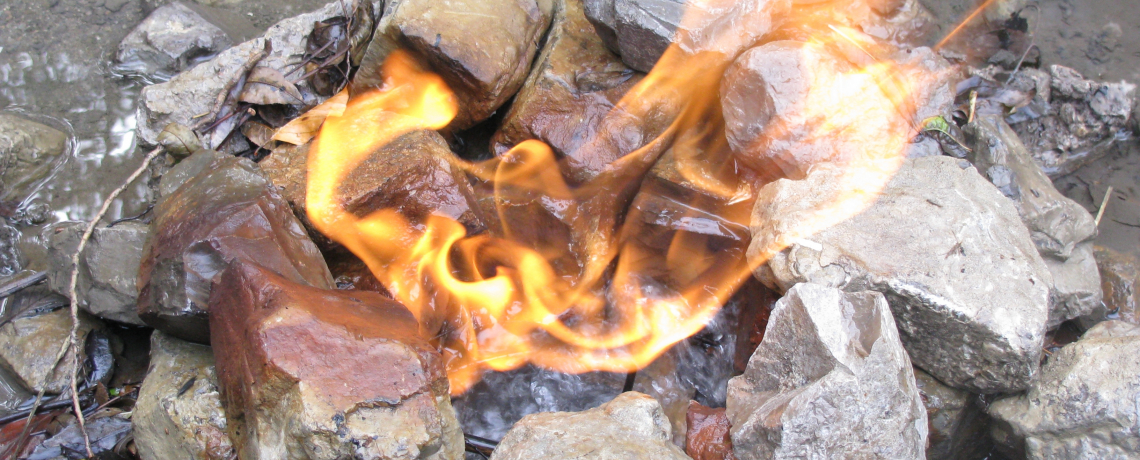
0, 308, 104, 394
44, 221, 149, 326
354, 0, 554, 130
115, 2, 257, 81
158, 148, 226, 197
490, 391, 690, 460
966, 115, 1097, 260
491, 0, 642, 163
137, 0, 366, 146
137, 155, 333, 344
685, 401, 735, 460
1010, 65, 1136, 178
726, 283, 927, 460
260, 130, 480, 231
0, 221, 21, 277
1079, 246, 1140, 330
751, 156, 1051, 393
134, 331, 234, 460
0, 113, 68, 201
1044, 242, 1102, 329
585, 0, 684, 72
0, 366, 32, 417
209, 261, 463, 460
987, 320, 1140, 459
913, 368, 991, 460
720, 40, 910, 179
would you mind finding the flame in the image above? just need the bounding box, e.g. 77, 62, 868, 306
306, 1, 939, 394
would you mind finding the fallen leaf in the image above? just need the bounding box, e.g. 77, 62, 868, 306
241, 120, 277, 148
272, 90, 348, 145
157, 123, 202, 159
240, 67, 305, 105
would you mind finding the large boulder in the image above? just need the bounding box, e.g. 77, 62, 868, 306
114, 2, 258, 81
751, 156, 1051, 393
0, 113, 68, 201
133, 331, 234, 460
988, 320, 1140, 459
965, 114, 1101, 327
0, 308, 105, 394
491, 0, 642, 166
136, 0, 368, 146
720, 40, 910, 179
209, 261, 463, 460
137, 152, 333, 344
490, 391, 690, 460
583, 0, 684, 73
726, 283, 927, 460
354, 0, 554, 130
45, 221, 149, 326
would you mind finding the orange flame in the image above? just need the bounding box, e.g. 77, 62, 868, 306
307, 2, 940, 395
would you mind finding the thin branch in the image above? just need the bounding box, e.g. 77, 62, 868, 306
65, 146, 166, 457
0, 271, 47, 299
1095, 186, 1114, 227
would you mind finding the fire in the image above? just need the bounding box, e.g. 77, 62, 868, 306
307, 1, 938, 394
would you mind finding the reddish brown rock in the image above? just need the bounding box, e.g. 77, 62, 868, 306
491, 0, 642, 163
137, 153, 334, 344
1079, 246, 1140, 329
685, 401, 736, 460
209, 261, 464, 460
261, 131, 481, 233
354, 0, 555, 130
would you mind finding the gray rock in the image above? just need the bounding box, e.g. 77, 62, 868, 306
354, 0, 554, 130
134, 331, 234, 460
137, 0, 364, 146
612, 0, 684, 72
913, 368, 991, 460
45, 221, 149, 326
1079, 246, 1140, 330
750, 156, 1051, 393
0, 308, 104, 394
720, 40, 911, 179
115, 2, 256, 82
1044, 242, 1102, 329
0, 113, 69, 201
966, 115, 1097, 260
726, 283, 927, 460
490, 391, 690, 460
137, 155, 333, 343
0, 365, 32, 417
988, 320, 1140, 459
158, 149, 226, 197
0, 222, 21, 277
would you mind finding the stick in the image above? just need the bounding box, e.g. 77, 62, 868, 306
0, 271, 47, 299
1095, 186, 1114, 227
63, 145, 166, 457
194, 41, 270, 132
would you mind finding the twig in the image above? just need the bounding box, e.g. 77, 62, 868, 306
108, 204, 155, 228
1005, 5, 1041, 85
63, 146, 166, 457
464, 433, 498, 457
194, 41, 270, 132
0, 271, 47, 299
1095, 186, 1114, 227
623, 372, 637, 392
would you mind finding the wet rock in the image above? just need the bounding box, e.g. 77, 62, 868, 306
584, 0, 684, 72
355, 0, 554, 130
0, 113, 68, 201
157, 149, 226, 197
134, 331, 234, 460
209, 261, 463, 460
137, 155, 333, 344
45, 222, 149, 326
966, 115, 1097, 260
261, 130, 480, 230
491, 391, 690, 460
137, 0, 365, 146
987, 320, 1140, 459
491, 0, 642, 162
720, 40, 910, 179
26, 414, 134, 460
685, 401, 735, 460
0, 222, 21, 277
913, 368, 991, 460
726, 283, 927, 460
1079, 246, 1140, 330
0, 308, 105, 394
1010, 65, 1136, 178
751, 156, 1051, 393
1044, 242, 1102, 329
115, 2, 257, 81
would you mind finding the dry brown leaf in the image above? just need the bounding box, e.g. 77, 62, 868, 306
240, 67, 305, 105
241, 120, 277, 148
271, 89, 348, 145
